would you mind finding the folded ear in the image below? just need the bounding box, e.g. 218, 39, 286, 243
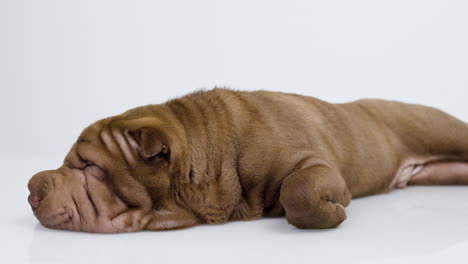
130, 127, 169, 159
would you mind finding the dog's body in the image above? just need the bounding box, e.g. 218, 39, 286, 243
28, 89, 468, 232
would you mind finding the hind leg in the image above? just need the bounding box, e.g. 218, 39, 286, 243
408, 160, 468, 186
280, 162, 351, 229
393, 104, 468, 186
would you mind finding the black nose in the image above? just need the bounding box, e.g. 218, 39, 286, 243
28, 193, 40, 210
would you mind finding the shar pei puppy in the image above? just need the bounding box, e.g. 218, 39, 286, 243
27, 89, 468, 232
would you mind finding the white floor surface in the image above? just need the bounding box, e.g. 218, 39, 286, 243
2, 155, 468, 264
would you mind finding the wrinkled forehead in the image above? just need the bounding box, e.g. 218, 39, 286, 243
63, 120, 109, 168
79, 118, 112, 140
80, 115, 167, 138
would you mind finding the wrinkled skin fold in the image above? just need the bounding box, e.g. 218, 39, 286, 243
27, 89, 468, 233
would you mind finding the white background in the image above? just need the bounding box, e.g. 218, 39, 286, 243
1, 0, 467, 157
1, 1, 468, 264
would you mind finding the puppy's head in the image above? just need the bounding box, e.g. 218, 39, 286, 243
27, 110, 190, 232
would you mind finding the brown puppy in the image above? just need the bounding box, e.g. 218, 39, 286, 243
27, 89, 468, 232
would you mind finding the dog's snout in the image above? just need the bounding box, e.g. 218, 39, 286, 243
27, 170, 55, 211
28, 193, 40, 210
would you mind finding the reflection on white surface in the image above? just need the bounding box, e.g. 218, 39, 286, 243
2, 156, 468, 264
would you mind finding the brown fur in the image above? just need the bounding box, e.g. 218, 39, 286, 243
27, 89, 468, 232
